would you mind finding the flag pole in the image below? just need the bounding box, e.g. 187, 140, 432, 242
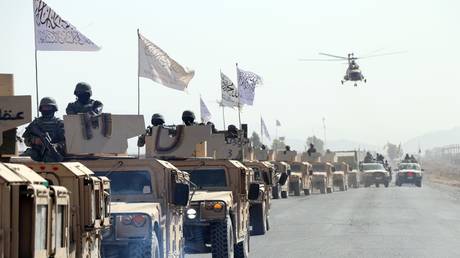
222, 104, 226, 129
34, 49, 40, 117
260, 117, 263, 145
137, 29, 141, 158
236, 62, 244, 161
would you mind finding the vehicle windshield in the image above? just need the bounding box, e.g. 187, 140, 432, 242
312, 164, 327, 172
186, 169, 227, 189
250, 167, 263, 181
334, 164, 344, 171
95, 170, 153, 196
290, 164, 301, 171
399, 163, 421, 170
362, 164, 384, 171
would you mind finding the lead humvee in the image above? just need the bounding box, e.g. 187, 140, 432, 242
0, 162, 70, 258
146, 124, 259, 258
63, 114, 191, 258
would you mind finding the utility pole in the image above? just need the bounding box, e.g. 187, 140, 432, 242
322, 117, 327, 150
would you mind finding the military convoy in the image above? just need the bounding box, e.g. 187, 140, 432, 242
1, 72, 420, 258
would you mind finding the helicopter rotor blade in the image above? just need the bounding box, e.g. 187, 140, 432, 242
357, 51, 407, 59
318, 52, 348, 59
298, 58, 345, 62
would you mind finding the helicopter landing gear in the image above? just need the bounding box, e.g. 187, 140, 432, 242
354, 83, 357, 87
341, 80, 344, 85
364, 79, 367, 83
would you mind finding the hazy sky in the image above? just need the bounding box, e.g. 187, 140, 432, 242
1, 0, 459, 151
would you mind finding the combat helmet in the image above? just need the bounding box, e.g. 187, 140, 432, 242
39, 97, 58, 111
74, 82, 92, 96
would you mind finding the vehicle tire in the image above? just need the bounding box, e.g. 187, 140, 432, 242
320, 181, 326, 194
293, 182, 301, 196
266, 215, 270, 231
327, 187, 333, 193
234, 232, 249, 258
375, 183, 380, 188
304, 189, 311, 196
129, 231, 161, 258
211, 215, 234, 258
339, 181, 345, 191
272, 185, 280, 199
384, 181, 389, 188
415, 180, 422, 187
250, 203, 266, 236
281, 191, 288, 199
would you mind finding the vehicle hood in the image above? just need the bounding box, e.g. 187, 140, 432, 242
312, 172, 327, 177
191, 190, 233, 205
363, 170, 388, 174
110, 202, 162, 219
398, 169, 422, 174
333, 171, 345, 176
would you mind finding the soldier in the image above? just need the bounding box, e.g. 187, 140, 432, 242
410, 155, 418, 163
364, 152, 374, 163
66, 82, 103, 116
22, 97, 65, 162
403, 154, 410, 162
182, 110, 196, 126
307, 143, 316, 156
138, 113, 165, 147
226, 124, 239, 141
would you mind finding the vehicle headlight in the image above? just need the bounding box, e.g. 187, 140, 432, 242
204, 201, 225, 212
187, 208, 197, 219
120, 214, 147, 227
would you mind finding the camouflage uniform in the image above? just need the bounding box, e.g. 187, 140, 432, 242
66, 82, 103, 115
138, 114, 165, 147
23, 97, 66, 162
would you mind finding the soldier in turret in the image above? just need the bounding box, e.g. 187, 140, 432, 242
66, 82, 103, 116
22, 97, 66, 162
307, 143, 317, 156
182, 110, 197, 126
137, 113, 165, 147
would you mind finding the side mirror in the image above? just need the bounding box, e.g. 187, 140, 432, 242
309, 170, 313, 176
248, 183, 260, 200
172, 183, 190, 206
278, 172, 288, 186
262, 172, 271, 185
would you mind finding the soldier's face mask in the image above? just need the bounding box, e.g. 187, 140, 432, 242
77, 92, 91, 104
40, 107, 55, 118
183, 118, 194, 126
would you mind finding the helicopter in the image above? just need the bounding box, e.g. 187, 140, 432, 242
300, 51, 405, 87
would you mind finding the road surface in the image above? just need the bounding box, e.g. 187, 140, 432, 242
187, 182, 460, 258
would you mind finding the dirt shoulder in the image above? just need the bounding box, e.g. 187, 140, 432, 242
421, 159, 460, 188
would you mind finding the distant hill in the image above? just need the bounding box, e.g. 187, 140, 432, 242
404, 127, 460, 153
285, 138, 380, 153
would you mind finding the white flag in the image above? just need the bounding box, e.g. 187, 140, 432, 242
138, 32, 194, 91
200, 97, 212, 124
261, 117, 271, 140
237, 67, 263, 106
33, 0, 100, 51
220, 72, 238, 107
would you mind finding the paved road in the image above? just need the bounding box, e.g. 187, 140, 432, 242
188, 182, 460, 258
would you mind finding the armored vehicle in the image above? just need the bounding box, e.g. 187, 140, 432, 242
146, 124, 258, 258
288, 161, 312, 196
335, 151, 362, 188
62, 114, 190, 258
360, 163, 390, 187
0, 162, 70, 258
270, 161, 290, 199
395, 163, 423, 187
244, 160, 273, 235
332, 162, 349, 191
310, 162, 334, 194
171, 159, 259, 258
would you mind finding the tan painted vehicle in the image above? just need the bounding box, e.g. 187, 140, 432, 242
310, 162, 334, 194
289, 161, 313, 196
63, 114, 190, 258
270, 161, 290, 199
146, 124, 259, 258
335, 151, 363, 188
0, 162, 70, 258
332, 162, 349, 191
253, 148, 288, 200
170, 159, 259, 258
243, 160, 273, 235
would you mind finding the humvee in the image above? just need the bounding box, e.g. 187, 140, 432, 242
269, 161, 290, 199
310, 162, 334, 194
360, 162, 390, 188
243, 160, 273, 235
253, 147, 288, 199
332, 162, 349, 191
275, 149, 305, 196
62, 114, 191, 258
0, 162, 70, 258
146, 124, 259, 258
289, 161, 313, 196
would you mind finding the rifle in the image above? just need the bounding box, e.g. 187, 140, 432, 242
28, 123, 64, 162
